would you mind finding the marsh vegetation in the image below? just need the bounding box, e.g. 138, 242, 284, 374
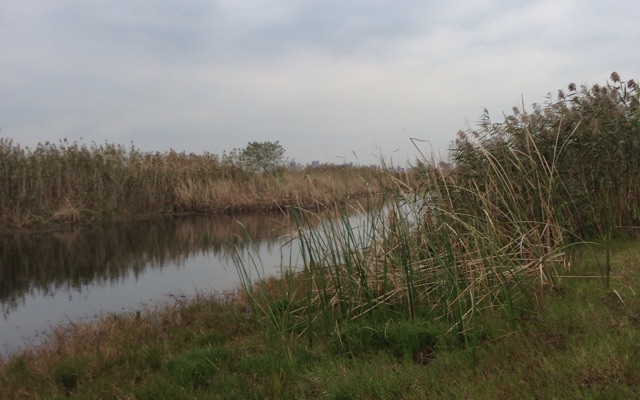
1, 73, 639, 398
0, 139, 389, 230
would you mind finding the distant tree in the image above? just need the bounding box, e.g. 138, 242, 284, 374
240, 141, 286, 172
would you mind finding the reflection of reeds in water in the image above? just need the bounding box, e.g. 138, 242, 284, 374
0, 211, 296, 317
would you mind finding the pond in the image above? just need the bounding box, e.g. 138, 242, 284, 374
0, 211, 305, 358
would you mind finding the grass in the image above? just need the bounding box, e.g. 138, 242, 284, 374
1, 72, 639, 398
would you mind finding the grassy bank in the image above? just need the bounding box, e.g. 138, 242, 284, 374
0, 139, 392, 231
1, 72, 639, 398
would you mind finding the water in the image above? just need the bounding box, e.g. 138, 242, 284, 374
0, 212, 302, 358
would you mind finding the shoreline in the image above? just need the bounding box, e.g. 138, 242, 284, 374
0, 188, 388, 235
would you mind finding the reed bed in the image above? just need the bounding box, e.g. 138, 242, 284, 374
0, 139, 388, 230
239, 151, 568, 351
239, 73, 639, 350
449, 72, 640, 239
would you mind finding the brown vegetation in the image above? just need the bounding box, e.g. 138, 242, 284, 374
0, 139, 393, 231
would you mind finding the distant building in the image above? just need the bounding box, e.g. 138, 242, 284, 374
311, 160, 320, 167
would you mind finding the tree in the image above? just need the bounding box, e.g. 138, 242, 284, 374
240, 141, 286, 172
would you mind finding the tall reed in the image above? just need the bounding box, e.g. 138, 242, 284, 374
236, 73, 639, 352
237, 148, 568, 353
450, 72, 640, 239
0, 139, 387, 230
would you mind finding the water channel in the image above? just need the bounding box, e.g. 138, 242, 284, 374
0, 211, 309, 359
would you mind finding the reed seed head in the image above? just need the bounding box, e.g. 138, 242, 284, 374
610, 71, 620, 83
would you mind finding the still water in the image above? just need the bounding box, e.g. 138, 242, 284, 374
0, 212, 304, 358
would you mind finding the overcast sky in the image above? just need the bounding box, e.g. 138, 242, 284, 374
2, 1, 638, 166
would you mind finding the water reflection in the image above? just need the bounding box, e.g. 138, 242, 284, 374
0, 211, 297, 356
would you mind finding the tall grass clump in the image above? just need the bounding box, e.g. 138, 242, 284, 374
445, 72, 638, 289
288, 148, 565, 346
238, 73, 638, 356
238, 160, 567, 359
450, 72, 640, 240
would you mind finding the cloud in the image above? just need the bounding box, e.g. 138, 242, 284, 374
1, 0, 639, 164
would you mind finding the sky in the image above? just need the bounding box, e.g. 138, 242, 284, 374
2, 1, 639, 166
